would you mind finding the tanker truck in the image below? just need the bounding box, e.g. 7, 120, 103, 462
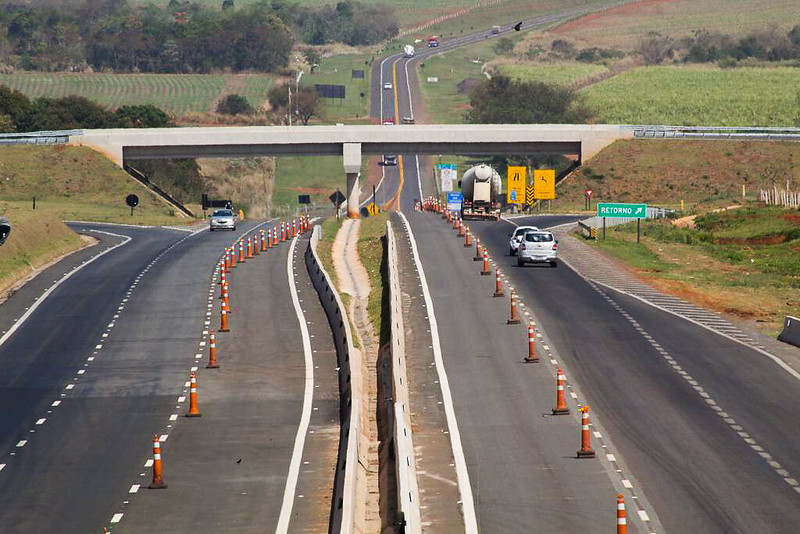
403, 44, 415, 58
459, 164, 502, 220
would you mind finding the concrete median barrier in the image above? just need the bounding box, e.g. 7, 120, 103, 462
777, 315, 800, 348
305, 226, 361, 534
386, 220, 423, 533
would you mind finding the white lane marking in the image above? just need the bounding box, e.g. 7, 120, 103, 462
110, 513, 123, 524
129, 484, 140, 493
16, 440, 27, 447
35, 418, 46, 425
397, 211, 478, 533
0, 230, 131, 351
276, 235, 315, 534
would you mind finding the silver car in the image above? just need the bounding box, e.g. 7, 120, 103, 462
508, 225, 539, 255
517, 231, 558, 267
209, 209, 236, 231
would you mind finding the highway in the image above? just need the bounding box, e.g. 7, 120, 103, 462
0, 221, 336, 532
379, 8, 800, 534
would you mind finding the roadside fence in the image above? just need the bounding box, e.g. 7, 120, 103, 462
760, 187, 800, 208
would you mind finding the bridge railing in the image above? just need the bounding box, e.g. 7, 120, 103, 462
626, 125, 800, 141
0, 130, 84, 145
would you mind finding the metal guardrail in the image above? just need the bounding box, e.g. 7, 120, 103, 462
305, 228, 360, 534
626, 125, 800, 141
386, 220, 423, 533
0, 130, 85, 145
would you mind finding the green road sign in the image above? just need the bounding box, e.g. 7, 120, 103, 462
597, 202, 647, 219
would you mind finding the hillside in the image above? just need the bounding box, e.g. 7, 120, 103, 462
552, 139, 800, 211
0, 145, 185, 225
551, 0, 800, 50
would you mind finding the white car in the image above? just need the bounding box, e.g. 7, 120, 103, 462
383, 82, 393, 90
508, 225, 539, 255
209, 208, 236, 231
517, 231, 558, 267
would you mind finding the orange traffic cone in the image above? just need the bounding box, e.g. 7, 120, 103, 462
617, 494, 627, 534
207, 331, 219, 369
238, 240, 245, 263
229, 247, 236, 269
525, 324, 539, 363
292, 219, 297, 237
552, 367, 570, 415
186, 372, 201, 417
493, 269, 504, 297
261, 229, 267, 251
474, 239, 482, 261
224, 249, 231, 272
281, 222, 286, 242
464, 227, 472, 247
481, 250, 490, 276
219, 264, 226, 286
222, 283, 231, 313
576, 406, 595, 458
148, 435, 167, 489
246, 237, 253, 258
507, 291, 521, 324
253, 234, 260, 255
219, 308, 230, 332
457, 220, 464, 237
273, 226, 279, 246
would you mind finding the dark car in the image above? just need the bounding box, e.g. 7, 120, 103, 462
0, 216, 10, 246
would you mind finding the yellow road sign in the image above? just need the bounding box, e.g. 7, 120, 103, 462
534, 169, 556, 200
367, 202, 379, 216
525, 185, 535, 205
507, 166, 526, 204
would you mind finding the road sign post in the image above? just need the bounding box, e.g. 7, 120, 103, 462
596, 202, 647, 242
507, 166, 526, 205
446, 192, 463, 212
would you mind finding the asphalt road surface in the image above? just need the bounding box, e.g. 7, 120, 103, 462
0, 221, 313, 532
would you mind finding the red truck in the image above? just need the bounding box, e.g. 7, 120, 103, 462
428, 36, 439, 48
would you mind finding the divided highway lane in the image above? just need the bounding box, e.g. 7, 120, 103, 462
0, 221, 267, 532
471, 217, 800, 533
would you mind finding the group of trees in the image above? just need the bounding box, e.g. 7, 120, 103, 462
0, 84, 172, 132
266, 83, 322, 125
0, 0, 398, 73
638, 25, 800, 65
466, 75, 590, 125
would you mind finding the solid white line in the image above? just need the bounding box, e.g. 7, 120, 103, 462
590, 279, 800, 382
397, 211, 477, 533
0, 230, 131, 351
276, 235, 314, 534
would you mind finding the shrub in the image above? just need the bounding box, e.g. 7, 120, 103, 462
217, 94, 253, 116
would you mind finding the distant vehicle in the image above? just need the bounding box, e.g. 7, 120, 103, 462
382, 154, 397, 166
403, 44, 415, 58
517, 231, 558, 267
383, 82, 393, 90
401, 116, 415, 124
209, 208, 236, 231
491, 25, 501, 35
460, 164, 502, 220
508, 225, 540, 255
0, 216, 10, 246
383, 117, 394, 125
428, 36, 439, 47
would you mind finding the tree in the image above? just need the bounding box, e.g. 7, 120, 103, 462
0, 113, 15, 133
303, 48, 321, 66
114, 104, 173, 127
217, 94, 253, 115
267, 84, 290, 110
493, 37, 515, 56
0, 85, 33, 124
466, 75, 591, 125
295, 86, 321, 125
637, 32, 674, 65
16, 96, 115, 132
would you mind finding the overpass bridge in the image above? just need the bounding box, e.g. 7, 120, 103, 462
69, 124, 630, 217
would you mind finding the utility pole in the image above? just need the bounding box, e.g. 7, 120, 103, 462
287, 86, 292, 126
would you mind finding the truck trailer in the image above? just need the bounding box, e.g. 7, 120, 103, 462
459, 164, 502, 220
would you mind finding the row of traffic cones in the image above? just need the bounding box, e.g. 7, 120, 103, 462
429, 204, 598, 461
140, 216, 310, 503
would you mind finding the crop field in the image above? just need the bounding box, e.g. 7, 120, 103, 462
496, 62, 608, 86
581, 65, 800, 126
0, 73, 276, 116
552, 0, 800, 50
301, 54, 373, 123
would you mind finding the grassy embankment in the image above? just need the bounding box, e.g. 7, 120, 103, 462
357, 213, 391, 347
0, 145, 187, 224
0, 207, 85, 295
585, 204, 800, 335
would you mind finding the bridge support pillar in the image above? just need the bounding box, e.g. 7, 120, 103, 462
343, 143, 362, 219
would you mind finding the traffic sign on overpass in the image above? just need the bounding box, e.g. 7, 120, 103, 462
597, 202, 647, 219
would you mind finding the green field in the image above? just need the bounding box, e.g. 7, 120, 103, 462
553, 0, 800, 50
582, 65, 800, 126
497, 62, 608, 86
272, 155, 368, 213
0, 73, 276, 116
301, 54, 373, 123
